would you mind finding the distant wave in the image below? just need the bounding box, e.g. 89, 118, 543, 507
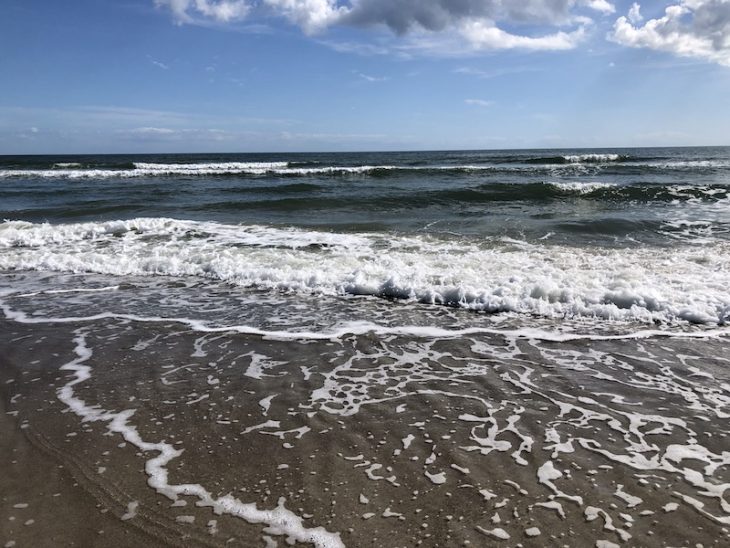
0, 164, 400, 179
2, 218, 729, 325
2, 156, 730, 179
525, 154, 630, 165
134, 161, 290, 171
0, 163, 524, 179
646, 160, 730, 170
563, 153, 626, 163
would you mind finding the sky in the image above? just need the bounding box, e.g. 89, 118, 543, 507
1, 0, 730, 153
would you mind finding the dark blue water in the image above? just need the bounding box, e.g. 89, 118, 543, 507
2, 147, 730, 246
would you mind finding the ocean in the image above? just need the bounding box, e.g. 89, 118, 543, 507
1, 147, 729, 546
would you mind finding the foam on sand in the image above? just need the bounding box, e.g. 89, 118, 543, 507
2, 285, 730, 543
55, 331, 344, 547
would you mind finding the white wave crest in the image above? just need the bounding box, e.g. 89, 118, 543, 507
1, 218, 729, 325
133, 161, 289, 170
563, 154, 622, 163
648, 160, 730, 170
0, 164, 402, 179
549, 181, 617, 194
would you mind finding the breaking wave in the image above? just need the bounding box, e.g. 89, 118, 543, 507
1, 218, 729, 326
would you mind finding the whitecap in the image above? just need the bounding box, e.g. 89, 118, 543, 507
1, 218, 729, 326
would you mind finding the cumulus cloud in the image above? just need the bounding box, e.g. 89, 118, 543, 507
609, 0, 730, 66
155, 0, 250, 23
340, 1, 558, 34
156, 0, 618, 52
263, 0, 346, 33
343, 0, 615, 30
627, 2, 643, 24
461, 20, 586, 51
583, 0, 615, 15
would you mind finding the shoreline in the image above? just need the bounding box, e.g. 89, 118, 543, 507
2, 305, 729, 546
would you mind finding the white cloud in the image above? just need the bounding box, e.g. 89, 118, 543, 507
155, 0, 617, 53
196, 0, 249, 21
582, 0, 615, 15
318, 39, 392, 55
464, 98, 494, 107
148, 56, 170, 69
627, 2, 643, 24
609, 1, 730, 67
263, 0, 346, 34
124, 127, 178, 135
155, 0, 250, 23
461, 20, 587, 51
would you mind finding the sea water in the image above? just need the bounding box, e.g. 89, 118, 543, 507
1, 147, 729, 546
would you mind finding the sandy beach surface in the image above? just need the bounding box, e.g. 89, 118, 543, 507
2, 273, 729, 547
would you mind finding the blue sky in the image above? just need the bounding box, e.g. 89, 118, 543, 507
2, 0, 730, 153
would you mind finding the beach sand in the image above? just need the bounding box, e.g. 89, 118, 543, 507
2, 303, 729, 547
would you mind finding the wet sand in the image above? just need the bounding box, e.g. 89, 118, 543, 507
2, 307, 730, 547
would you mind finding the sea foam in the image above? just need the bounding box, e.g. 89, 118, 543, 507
548, 181, 617, 194
0, 163, 402, 179
563, 154, 623, 163
1, 218, 729, 325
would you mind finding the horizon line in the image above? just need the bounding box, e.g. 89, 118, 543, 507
2, 144, 729, 157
